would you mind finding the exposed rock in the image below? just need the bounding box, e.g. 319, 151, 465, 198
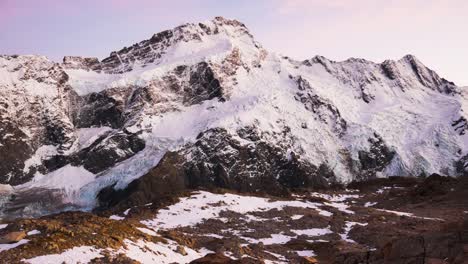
410, 173, 457, 199
176, 245, 188, 256
90, 253, 141, 264
0, 231, 26, 244
0, 119, 36, 184
97, 127, 331, 210
75, 91, 126, 129
356, 133, 395, 180
63, 56, 102, 72
0, 55, 77, 184
0, 211, 162, 263
42, 131, 145, 175
72, 132, 145, 174
190, 253, 235, 263
300, 256, 318, 263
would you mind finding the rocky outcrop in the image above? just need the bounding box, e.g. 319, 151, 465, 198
0, 119, 36, 184
345, 226, 468, 264
63, 56, 102, 72
357, 133, 395, 179
42, 131, 144, 175
0, 55, 77, 184
97, 127, 332, 210
0, 231, 26, 244
75, 91, 127, 129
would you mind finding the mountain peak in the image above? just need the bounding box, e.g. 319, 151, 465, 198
401, 54, 419, 62
61, 17, 259, 74
212, 16, 248, 29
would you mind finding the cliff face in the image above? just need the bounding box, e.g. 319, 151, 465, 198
0, 17, 467, 213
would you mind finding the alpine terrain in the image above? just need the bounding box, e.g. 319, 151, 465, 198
0, 17, 467, 263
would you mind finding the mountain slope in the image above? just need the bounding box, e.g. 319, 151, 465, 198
0, 17, 467, 216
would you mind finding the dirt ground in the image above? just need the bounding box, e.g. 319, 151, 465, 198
0, 175, 467, 263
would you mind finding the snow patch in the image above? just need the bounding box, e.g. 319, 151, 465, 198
364, 202, 378, 207
142, 191, 329, 230
291, 215, 303, 220
296, 250, 316, 257
0, 239, 29, 253
27, 230, 41, 236
109, 215, 125, 221
118, 239, 212, 264
19, 165, 95, 204
291, 227, 333, 237
340, 221, 368, 243
136, 227, 158, 236
376, 209, 444, 221
23, 246, 102, 264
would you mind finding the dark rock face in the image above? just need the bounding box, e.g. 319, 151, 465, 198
410, 173, 457, 198
96, 151, 189, 210
43, 131, 145, 175
73, 132, 145, 174
452, 116, 468, 136
357, 133, 395, 179
0, 55, 77, 184
381, 60, 400, 81
185, 62, 223, 105
456, 154, 468, 175
160, 62, 224, 106
184, 128, 330, 192
75, 91, 126, 129
0, 119, 35, 185
364, 229, 467, 264
97, 127, 332, 210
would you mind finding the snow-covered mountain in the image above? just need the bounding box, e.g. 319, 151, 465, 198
1, 17, 467, 214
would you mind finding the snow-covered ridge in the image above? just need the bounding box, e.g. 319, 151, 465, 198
62, 17, 259, 75
0, 17, 467, 216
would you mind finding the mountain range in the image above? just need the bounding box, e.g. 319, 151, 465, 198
0, 16, 467, 216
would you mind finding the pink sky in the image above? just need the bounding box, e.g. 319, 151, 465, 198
1, 0, 467, 85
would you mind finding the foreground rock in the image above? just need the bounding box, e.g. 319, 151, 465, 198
0, 231, 26, 244
0, 175, 466, 263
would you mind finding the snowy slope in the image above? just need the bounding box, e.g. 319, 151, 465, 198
0, 17, 466, 214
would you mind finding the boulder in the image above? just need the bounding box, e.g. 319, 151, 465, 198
0, 231, 26, 244
299, 256, 318, 263
176, 245, 188, 256
189, 253, 235, 263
